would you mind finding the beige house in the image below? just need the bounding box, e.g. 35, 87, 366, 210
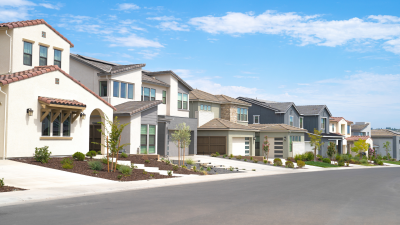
0, 19, 116, 159
329, 117, 353, 154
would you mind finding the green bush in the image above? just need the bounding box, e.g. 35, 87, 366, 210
317, 154, 323, 161
362, 155, 367, 160
360, 159, 368, 164
192, 166, 197, 172
181, 165, 187, 169
250, 157, 253, 160
294, 154, 303, 162
297, 160, 305, 168
322, 158, 331, 164
244, 158, 247, 161
62, 163, 74, 169
263, 160, 268, 164
207, 167, 211, 171
0, 178, 4, 187
118, 165, 132, 176
165, 160, 171, 165
383, 156, 388, 160
377, 160, 384, 165
338, 161, 345, 166
391, 158, 396, 161
342, 155, 350, 162
121, 152, 128, 158
185, 158, 195, 165
377, 155, 383, 160
34, 146, 52, 163
304, 152, 314, 161
285, 161, 294, 168
117, 175, 123, 180
215, 152, 220, 156
253, 160, 258, 163
167, 171, 172, 176
211, 153, 217, 157
274, 158, 282, 164
144, 159, 150, 164
88, 161, 103, 171
101, 157, 108, 164
143, 170, 147, 175
223, 154, 227, 158
150, 174, 154, 178
97, 151, 101, 155
275, 161, 282, 166
61, 158, 74, 169
73, 152, 85, 161
86, 150, 97, 159
335, 154, 342, 162
229, 166, 234, 171
236, 155, 242, 160
173, 165, 179, 171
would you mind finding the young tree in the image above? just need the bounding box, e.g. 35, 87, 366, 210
368, 147, 375, 163
383, 141, 391, 159
171, 123, 191, 166
262, 136, 270, 162
351, 139, 369, 159
93, 115, 130, 172
327, 141, 336, 163
307, 129, 323, 162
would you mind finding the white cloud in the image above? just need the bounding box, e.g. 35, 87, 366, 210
207, 38, 218, 43
186, 78, 259, 97
120, 19, 136, 25
0, 9, 29, 21
241, 71, 257, 74
146, 16, 180, 21
107, 34, 164, 48
297, 83, 310, 85
0, 0, 35, 7
138, 50, 159, 59
174, 69, 194, 78
131, 26, 146, 31
157, 21, 189, 31
189, 10, 400, 54
116, 3, 140, 11
234, 75, 259, 79
39, 3, 63, 10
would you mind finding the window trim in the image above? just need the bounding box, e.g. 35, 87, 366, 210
39, 45, 48, 66
321, 117, 327, 132
54, 49, 62, 68
254, 115, 260, 124
141, 124, 157, 154
113, 81, 120, 97
99, 81, 107, 97
128, 83, 134, 99
23, 41, 33, 66
299, 117, 304, 129
237, 107, 248, 122
120, 82, 127, 98
142, 87, 155, 101
162, 90, 166, 104
178, 92, 189, 110
289, 115, 294, 126
41, 111, 72, 137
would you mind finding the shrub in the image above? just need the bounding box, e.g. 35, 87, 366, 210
275, 161, 282, 166
211, 153, 217, 157
297, 160, 305, 168
335, 154, 342, 162
253, 160, 258, 163
131, 163, 138, 169
34, 146, 52, 163
0, 178, 4, 187
86, 150, 97, 159
229, 166, 234, 171
294, 154, 303, 162
185, 158, 195, 165
118, 165, 132, 176
181, 165, 187, 169
200, 166, 204, 171
61, 158, 74, 169
215, 152, 220, 156
317, 154, 323, 161
165, 160, 171, 165
121, 152, 128, 158
377, 155, 383, 160
144, 159, 150, 164
143, 171, 147, 175
346, 163, 349, 167
250, 157, 253, 160
97, 151, 101, 155
88, 161, 103, 171
274, 158, 282, 164
252, 169, 256, 171
117, 175, 123, 180
285, 161, 294, 168
173, 165, 179, 171
305, 152, 314, 161
230, 154, 234, 158
377, 160, 384, 165
223, 154, 227, 158
73, 152, 85, 161
391, 158, 396, 161
236, 155, 242, 160
322, 158, 331, 164
263, 160, 268, 164
360, 159, 368, 164
383, 156, 388, 160
349, 159, 356, 164
150, 174, 154, 178
192, 166, 197, 172
362, 155, 367, 160
167, 171, 172, 176
244, 159, 247, 161
228, 157, 232, 159
207, 167, 211, 171
338, 161, 345, 166
342, 155, 350, 162
201, 171, 207, 175
93, 170, 98, 174
101, 157, 108, 164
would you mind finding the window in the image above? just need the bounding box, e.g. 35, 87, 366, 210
254, 115, 260, 124
113, 81, 119, 97
141, 87, 154, 101
53, 114, 61, 136
128, 84, 133, 99
54, 49, 61, 68
149, 125, 156, 154
237, 108, 248, 121
178, 93, 188, 110
200, 104, 204, 110
347, 125, 350, 134
39, 45, 48, 66
23, 42, 32, 66
41, 113, 51, 136
63, 115, 71, 137
331, 124, 334, 132
321, 118, 326, 132
178, 93, 182, 109
290, 116, 294, 126
245, 137, 250, 156
141, 124, 156, 154
99, 81, 107, 97
120, 82, 127, 98
207, 105, 211, 111
183, 94, 188, 109
42, 31, 46, 38
300, 117, 303, 128
151, 89, 156, 101
162, 90, 166, 104
140, 125, 147, 154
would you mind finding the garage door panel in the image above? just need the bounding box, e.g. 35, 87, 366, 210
198, 137, 210, 145
197, 136, 226, 155
210, 137, 225, 145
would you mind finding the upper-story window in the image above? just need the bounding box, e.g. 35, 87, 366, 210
128, 84, 134, 99
23, 42, 33, 66
321, 118, 326, 133
121, 83, 127, 98
289, 116, 294, 126
300, 117, 304, 129
347, 125, 350, 134
162, 91, 167, 104
254, 115, 260, 124
39, 46, 48, 66
142, 87, 156, 101
178, 93, 188, 110
113, 81, 119, 97
99, 81, 107, 97
237, 108, 248, 121
331, 124, 334, 132
200, 104, 211, 111
54, 49, 62, 68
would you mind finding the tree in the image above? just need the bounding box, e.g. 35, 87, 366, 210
307, 129, 323, 162
262, 136, 270, 162
93, 115, 129, 172
327, 142, 336, 162
351, 139, 369, 159
171, 123, 191, 166
383, 141, 391, 159
368, 147, 375, 163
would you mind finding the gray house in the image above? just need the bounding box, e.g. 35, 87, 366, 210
351, 122, 371, 136
371, 129, 400, 160
237, 97, 302, 128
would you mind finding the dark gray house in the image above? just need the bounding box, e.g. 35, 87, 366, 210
237, 97, 302, 128
296, 105, 344, 156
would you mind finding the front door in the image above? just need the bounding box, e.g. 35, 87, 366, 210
89, 124, 101, 152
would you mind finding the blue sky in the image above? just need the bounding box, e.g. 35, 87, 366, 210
2, 0, 400, 128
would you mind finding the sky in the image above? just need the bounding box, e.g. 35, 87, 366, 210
1, 0, 400, 128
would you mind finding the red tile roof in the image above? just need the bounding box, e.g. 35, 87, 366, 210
0, 65, 116, 111
0, 19, 74, 48
38, 96, 86, 107
330, 117, 353, 124
346, 136, 371, 141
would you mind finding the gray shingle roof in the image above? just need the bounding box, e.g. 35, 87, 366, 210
143, 70, 193, 91
70, 54, 145, 74
142, 73, 170, 87
296, 105, 332, 116
237, 97, 296, 113
190, 89, 250, 106
351, 123, 369, 131
198, 118, 258, 131
371, 129, 400, 137
114, 100, 162, 116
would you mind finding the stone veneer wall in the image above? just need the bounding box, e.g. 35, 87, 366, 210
220, 104, 237, 123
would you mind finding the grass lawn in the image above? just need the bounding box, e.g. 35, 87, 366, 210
305, 161, 339, 168
360, 163, 375, 166
383, 160, 400, 165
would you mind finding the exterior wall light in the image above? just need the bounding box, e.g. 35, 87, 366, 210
27, 108, 33, 116
80, 113, 86, 120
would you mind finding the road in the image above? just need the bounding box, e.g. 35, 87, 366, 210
1, 167, 400, 225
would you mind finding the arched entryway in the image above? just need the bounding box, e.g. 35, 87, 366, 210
89, 108, 106, 154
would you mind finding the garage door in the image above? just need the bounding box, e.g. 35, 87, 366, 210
197, 136, 226, 155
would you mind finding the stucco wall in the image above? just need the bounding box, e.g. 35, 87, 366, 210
3, 70, 113, 158
141, 82, 167, 115
69, 58, 101, 95
0, 85, 9, 159
109, 68, 142, 106
0, 29, 12, 75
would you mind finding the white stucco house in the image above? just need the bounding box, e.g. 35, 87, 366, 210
0, 19, 115, 159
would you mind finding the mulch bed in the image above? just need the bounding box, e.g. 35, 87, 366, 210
0, 186, 26, 193
124, 155, 204, 175
11, 157, 174, 182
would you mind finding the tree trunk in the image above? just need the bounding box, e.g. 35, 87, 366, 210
183, 145, 185, 165
178, 141, 180, 166
107, 136, 109, 173
115, 136, 121, 173
314, 146, 317, 162
111, 152, 114, 172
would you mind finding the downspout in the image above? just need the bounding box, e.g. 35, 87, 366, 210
0, 86, 7, 160
5, 29, 12, 74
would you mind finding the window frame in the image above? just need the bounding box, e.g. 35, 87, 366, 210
54, 49, 62, 68
142, 87, 154, 101
99, 81, 107, 97
128, 83, 134, 99
207, 105, 211, 111
113, 81, 120, 97
120, 82, 127, 98
177, 92, 189, 110
39, 45, 48, 66
141, 124, 157, 154
254, 115, 260, 124
237, 107, 248, 122
41, 111, 72, 137
289, 115, 294, 126
23, 41, 33, 66
321, 117, 327, 133
299, 117, 304, 129
162, 90, 166, 104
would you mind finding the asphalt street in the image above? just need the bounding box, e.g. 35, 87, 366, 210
1, 167, 400, 225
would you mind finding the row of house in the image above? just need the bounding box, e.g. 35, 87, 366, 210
0, 19, 398, 161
